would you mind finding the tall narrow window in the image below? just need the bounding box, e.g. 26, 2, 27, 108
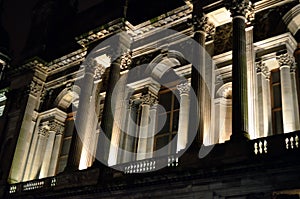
155, 88, 180, 155
270, 69, 283, 134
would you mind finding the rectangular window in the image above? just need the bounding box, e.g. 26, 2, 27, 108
271, 69, 283, 134
154, 88, 180, 154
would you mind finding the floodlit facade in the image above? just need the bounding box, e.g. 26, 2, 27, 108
1, 0, 300, 198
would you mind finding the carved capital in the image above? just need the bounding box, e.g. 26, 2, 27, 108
277, 53, 295, 68
226, 0, 253, 18
49, 121, 64, 135
177, 82, 190, 95
141, 93, 158, 106
84, 58, 98, 74
94, 64, 105, 79
120, 51, 132, 70
191, 14, 216, 40
256, 61, 270, 78
29, 80, 43, 97
39, 122, 50, 136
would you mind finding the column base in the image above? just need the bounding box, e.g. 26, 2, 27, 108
230, 131, 250, 142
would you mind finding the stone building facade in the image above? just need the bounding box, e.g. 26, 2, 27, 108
1, 0, 300, 198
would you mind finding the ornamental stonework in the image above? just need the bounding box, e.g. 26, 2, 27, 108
225, 0, 253, 17
191, 14, 215, 40
277, 53, 295, 68
29, 80, 43, 97
120, 51, 132, 70
49, 121, 64, 135
256, 61, 270, 78
141, 93, 158, 106
177, 82, 190, 95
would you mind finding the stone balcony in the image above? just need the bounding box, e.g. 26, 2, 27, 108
6, 131, 300, 198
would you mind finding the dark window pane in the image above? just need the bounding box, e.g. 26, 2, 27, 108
272, 85, 282, 108
155, 135, 169, 150
274, 110, 283, 134
61, 139, 72, 156
157, 113, 170, 135
172, 110, 179, 131
271, 70, 280, 83
159, 92, 172, 111
174, 90, 180, 110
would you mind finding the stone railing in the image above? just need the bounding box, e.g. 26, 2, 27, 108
113, 154, 180, 174
8, 131, 300, 196
251, 131, 300, 156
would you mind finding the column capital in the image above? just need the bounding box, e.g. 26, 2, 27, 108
29, 80, 43, 97
177, 82, 190, 95
256, 61, 270, 78
83, 58, 98, 74
49, 121, 64, 135
39, 122, 50, 136
141, 93, 158, 106
191, 13, 215, 40
277, 53, 295, 68
226, 0, 253, 18
120, 50, 132, 70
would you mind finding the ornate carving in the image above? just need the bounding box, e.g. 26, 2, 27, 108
277, 53, 295, 68
49, 121, 64, 135
226, 0, 253, 17
29, 80, 43, 97
94, 64, 105, 79
141, 93, 158, 106
39, 122, 50, 136
256, 61, 270, 78
177, 82, 190, 95
120, 51, 132, 70
191, 14, 216, 40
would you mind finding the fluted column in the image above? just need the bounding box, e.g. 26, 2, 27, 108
176, 82, 190, 153
290, 66, 300, 130
256, 61, 272, 137
226, 0, 253, 140
277, 53, 296, 133
66, 59, 99, 171
190, 13, 215, 145
146, 104, 158, 158
29, 123, 48, 179
137, 93, 157, 160
122, 100, 139, 163
48, 122, 64, 176
246, 17, 257, 139
39, 130, 55, 179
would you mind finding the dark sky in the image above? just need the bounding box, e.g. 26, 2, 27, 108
1, 0, 103, 59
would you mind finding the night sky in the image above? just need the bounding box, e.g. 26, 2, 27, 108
1, 0, 103, 60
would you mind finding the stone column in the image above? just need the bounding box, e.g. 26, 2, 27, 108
122, 100, 139, 163
66, 59, 99, 171
290, 65, 300, 130
39, 129, 55, 179
10, 79, 43, 182
277, 53, 296, 133
190, 13, 215, 145
246, 19, 257, 139
48, 122, 64, 176
146, 103, 158, 158
256, 61, 272, 137
29, 123, 48, 179
226, 0, 252, 140
176, 82, 190, 153
136, 93, 157, 160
